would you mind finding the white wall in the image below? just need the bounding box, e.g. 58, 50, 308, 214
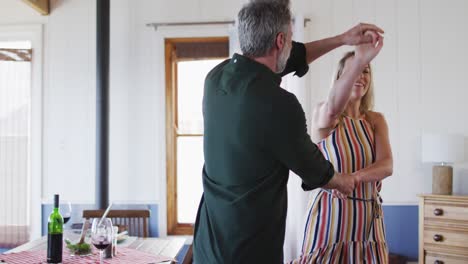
42, 0, 97, 204
1, 0, 468, 228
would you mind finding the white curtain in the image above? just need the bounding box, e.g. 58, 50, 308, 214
0, 55, 31, 248
227, 15, 315, 262
282, 14, 314, 262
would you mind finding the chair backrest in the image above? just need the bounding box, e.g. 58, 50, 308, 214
82, 209, 150, 237
182, 244, 193, 264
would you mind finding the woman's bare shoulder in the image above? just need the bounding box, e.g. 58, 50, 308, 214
366, 111, 387, 128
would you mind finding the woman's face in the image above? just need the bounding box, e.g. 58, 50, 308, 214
343, 56, 371, 101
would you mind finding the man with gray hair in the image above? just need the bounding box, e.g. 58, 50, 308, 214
194, 1, 383, 263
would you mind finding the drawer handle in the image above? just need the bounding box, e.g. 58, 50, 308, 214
433, 208, 444, 216
433, 234, 444, 242
434, 260, 444, 264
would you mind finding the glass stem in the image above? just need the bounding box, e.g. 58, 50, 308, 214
100, 250, 104, 264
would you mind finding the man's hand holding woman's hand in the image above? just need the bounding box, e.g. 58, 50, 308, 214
331, 173, 363, 200
339, 23, 385, 66
354, 30, 384, 66
340, 23, 384, 46
324, 172, 359, 199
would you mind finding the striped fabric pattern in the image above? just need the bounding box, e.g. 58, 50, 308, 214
290, 116, 388, 264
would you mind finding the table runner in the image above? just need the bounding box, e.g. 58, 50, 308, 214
0, 247, 172, 263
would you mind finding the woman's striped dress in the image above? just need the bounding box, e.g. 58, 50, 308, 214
290, 115, 388, 264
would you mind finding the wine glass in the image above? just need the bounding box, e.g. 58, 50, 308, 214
91, 218, 113, 264
59, 200, 72, 226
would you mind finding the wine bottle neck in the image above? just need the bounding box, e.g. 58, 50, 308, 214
54, 194, 59, 208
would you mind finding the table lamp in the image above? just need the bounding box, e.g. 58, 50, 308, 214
422, 133, 465, 195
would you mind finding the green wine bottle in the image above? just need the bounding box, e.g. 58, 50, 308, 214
47, 194, 63, 263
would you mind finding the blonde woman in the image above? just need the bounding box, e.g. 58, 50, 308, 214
291, 37, 393, 263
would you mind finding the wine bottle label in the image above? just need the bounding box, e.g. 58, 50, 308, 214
47, 233, 62, 263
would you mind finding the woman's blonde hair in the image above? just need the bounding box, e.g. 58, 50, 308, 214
333, 51, 374, 114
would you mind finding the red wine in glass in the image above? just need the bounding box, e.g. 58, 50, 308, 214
59, 201, 72, 225
93, 241, 110, 250
91, 218, 113, 264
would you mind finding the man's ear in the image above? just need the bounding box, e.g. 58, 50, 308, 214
275, 32, 286, 51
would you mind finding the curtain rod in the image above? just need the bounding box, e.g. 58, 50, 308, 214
146, 18, 311, 31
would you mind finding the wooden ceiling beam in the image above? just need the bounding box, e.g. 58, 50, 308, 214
22, 0, 49, 16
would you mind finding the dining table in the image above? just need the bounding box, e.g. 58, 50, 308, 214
1, 230, 187, 264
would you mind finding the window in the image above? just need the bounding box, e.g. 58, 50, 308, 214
165, 37, 229, 235
0, 41, 32, 247
0, 25, 43, 243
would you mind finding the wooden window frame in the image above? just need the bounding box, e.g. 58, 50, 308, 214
165, 37, 228, 235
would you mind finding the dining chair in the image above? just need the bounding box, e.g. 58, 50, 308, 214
182, 244, 193, 264
82, 209, 150, 237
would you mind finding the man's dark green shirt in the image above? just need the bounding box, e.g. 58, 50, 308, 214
193, 42, 335, 264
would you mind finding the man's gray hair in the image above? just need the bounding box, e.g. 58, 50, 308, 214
237, 1, 292, 57
249, 0, 290, 7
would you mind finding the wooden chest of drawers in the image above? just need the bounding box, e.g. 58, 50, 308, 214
419, 195, 468, 264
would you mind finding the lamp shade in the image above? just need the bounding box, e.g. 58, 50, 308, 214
422, 133, 465, 163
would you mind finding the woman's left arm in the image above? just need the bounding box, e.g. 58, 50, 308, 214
354, 112, 393, 183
